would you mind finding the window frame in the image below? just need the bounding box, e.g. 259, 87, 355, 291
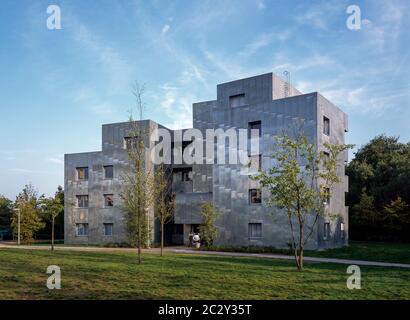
248, 223, 262, 239
229, 93, 246, 108
76, 223, 88, 236
104, 165, 114, 179
249, 188, 262, 205
248, 121, 262, 138
323, 116, 330, 136
103, 223, 113, 236
104, 194, 114, 208
76, 195, 89, 208
123, 136, 139, 150
76, 167, 89, 181
324, 222, 330, 240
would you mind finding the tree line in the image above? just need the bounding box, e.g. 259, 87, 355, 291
0, 184, 64, 248
347, 135, 410, 242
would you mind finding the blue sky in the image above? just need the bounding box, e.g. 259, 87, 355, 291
0, 0, 409, 199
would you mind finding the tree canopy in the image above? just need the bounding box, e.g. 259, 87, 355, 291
347, 135, 410, 241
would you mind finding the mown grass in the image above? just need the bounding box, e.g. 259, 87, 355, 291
202, 241, 410, 264
305, 241, 410, 264
0, 248, 409, 300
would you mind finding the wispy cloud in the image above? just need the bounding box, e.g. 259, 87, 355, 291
47, 154, 64, 165
256, 0, 266, 10
10, 168, 56, 175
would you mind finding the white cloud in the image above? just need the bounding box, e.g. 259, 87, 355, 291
162, 24, 170, 34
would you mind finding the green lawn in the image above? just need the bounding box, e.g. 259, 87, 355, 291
305, 241, 410, 264
202, 241, 410, 264
0, 248, 409, 300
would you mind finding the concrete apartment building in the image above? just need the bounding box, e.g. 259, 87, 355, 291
65, 72, 349, 249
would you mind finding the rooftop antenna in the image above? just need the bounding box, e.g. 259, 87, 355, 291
283, 70, 290, 97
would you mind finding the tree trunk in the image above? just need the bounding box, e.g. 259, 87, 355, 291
298, 221, 304, 271
160, 222, 164, 257
138, 216, 142, 264
51, 216, 55, 252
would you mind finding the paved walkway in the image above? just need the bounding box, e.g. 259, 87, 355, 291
1, 243, 410, 269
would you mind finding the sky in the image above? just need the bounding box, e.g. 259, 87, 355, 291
0, 0, 409, 200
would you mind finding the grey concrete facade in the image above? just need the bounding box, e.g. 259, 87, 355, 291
65, 72, 349, 249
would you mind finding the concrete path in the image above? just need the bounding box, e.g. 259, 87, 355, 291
1, 243, 410, 269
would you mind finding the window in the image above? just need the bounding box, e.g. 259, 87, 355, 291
248, 121, 261, 138
104, 165, 114, 179
76, 223, 88, 236
249, 189, 262, 204
323, 187, 330, 205
322, 151, 330, 163
323, 116, 330, 136
76, 195, 88, 208
104, 194, 114, 207
341, 223, 345, 239
182, 170, 192, 182
104, 223, 113, 236
76, 167, 88, 180
124, 136, 139, 150
229, 93, 246, 108
249, 154, 262, 171
248, 223, 262, 239
324, 222, 330, 240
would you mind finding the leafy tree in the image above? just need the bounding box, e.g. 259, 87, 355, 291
199, 202, 219, 247
40, 188, 64, 251
254, 130, 352, 270
121, 82, 154, 264
11, 184, 45, 244
0, 195, 13, 231
347, 135, 410, 241
383, 197, 410, 235
154, 164, 175, 256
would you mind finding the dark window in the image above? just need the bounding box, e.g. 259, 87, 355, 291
76, 195, 88, 208
103, 223, 113, 236
322, 151, 330, 164
104, 165, 114, 179
124, 136, 139, 150
181, 169, 192, 182
229, 93, 246, 108
248, 223, 262, 239
324, 222, 330, 240
248, 121, 261, 138
173, 168, 192, 182
323, 116, 330, 136
249, 189, 262, 204
76, 167, 88, 180
76, 223, 88, 236
104, 194, 114, 207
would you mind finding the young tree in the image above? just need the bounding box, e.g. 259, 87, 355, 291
254, 130, 352, 270
121, 82, 154, 264
199, 202, 219, 247
40, 187, 64, 251
11, 184, 45, 244
154, 164, 175, 256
